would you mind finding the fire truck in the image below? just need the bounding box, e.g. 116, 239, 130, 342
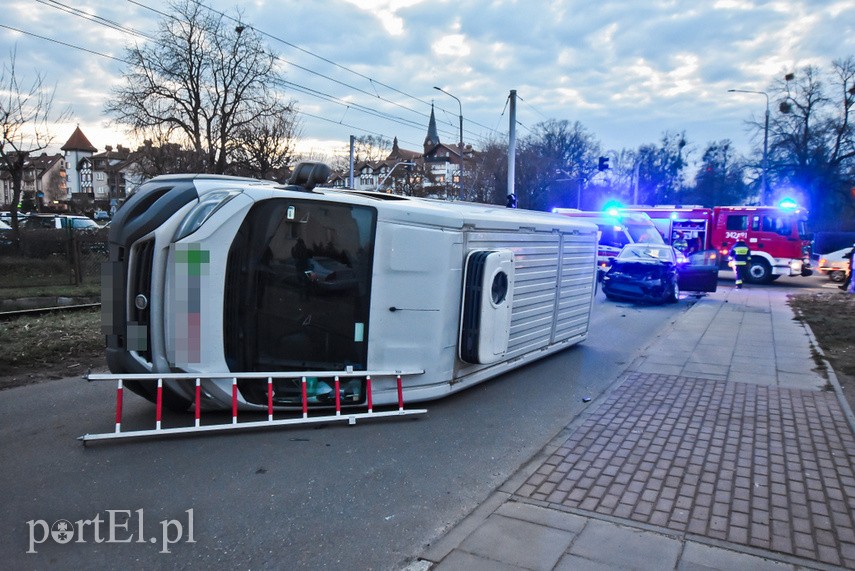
620, 203, 812, 284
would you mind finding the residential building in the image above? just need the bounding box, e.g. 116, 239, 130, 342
91, 144, 139, 213
0, 152, 67, 212
347, 104, 474, 198
2, 107, 476, 211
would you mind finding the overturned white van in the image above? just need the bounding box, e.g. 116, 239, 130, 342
101, 163, 599, 412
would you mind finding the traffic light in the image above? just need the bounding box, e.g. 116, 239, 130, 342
598, 156, 609, 171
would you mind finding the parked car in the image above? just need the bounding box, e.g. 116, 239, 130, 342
0, 219, 13, 253
21, 214, 100, 230
0, 211, 30, 226
816, 247, 852, 282
602, 243, 719, 304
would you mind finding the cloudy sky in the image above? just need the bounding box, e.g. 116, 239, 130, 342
2, 0, 854, 167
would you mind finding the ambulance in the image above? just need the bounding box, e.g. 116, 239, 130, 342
551, 208, 664, 278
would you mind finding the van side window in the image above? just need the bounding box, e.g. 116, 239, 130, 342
726, 215, 748, 231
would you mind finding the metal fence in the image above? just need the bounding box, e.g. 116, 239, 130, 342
0, 227, 108, 290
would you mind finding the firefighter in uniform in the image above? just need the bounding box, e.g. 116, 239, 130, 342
672, 232, 688, 254
729, 240, 750, 289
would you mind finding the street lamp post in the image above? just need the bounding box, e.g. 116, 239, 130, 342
433, 86, 464, 200
728, 88, 770, 204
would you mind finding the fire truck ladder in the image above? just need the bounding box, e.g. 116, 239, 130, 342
80, 369, 426, 443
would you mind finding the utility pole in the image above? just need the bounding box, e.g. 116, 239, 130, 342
507, 90, 517, 208
348, 135, 355, 189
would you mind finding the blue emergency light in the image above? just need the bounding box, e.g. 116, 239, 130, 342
602, 200, 623, 217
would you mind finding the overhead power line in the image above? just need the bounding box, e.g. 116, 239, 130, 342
8, 0, 510, 149
35, 0, 462, 141
0, 23, 128, 64
36, 0, 153, 41
183, 0, 501, 137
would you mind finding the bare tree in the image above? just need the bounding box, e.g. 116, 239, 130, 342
382, 163, 424, 197
229, 103, 301, 180
690, 140, 749, 206
0, 50, 70, 235
467, 138, 508, 205
765, 60, 855, 228
105, 0, 290, 174
513, 119, 600, 211
350, 135, 392, 163
133, 136, 202, 179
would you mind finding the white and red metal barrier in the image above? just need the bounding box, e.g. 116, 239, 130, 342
80, 369, 426, 443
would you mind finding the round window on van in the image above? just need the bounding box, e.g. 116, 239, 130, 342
491, 271, 509, 306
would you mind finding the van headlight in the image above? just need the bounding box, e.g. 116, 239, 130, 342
173, 190, 241, 241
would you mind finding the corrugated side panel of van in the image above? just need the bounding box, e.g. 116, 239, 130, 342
464, 230, 595, 359
553, 232, 598, 342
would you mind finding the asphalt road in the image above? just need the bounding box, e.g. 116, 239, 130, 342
0, 272, 830, 569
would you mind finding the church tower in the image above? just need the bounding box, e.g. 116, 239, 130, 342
423, 104, 441, 151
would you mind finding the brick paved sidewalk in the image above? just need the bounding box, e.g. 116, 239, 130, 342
418, 286, 855, 570
513, 372, 855, 568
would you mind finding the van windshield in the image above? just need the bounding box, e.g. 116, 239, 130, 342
626, 223, 664, 244
598, 224, 629, 248
224, 199, 376, 383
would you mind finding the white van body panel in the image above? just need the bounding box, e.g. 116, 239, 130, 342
105, 175, 599, 410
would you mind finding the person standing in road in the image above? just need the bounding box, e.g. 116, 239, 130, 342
729, 240, 750, 289
840, 243, 855, 293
